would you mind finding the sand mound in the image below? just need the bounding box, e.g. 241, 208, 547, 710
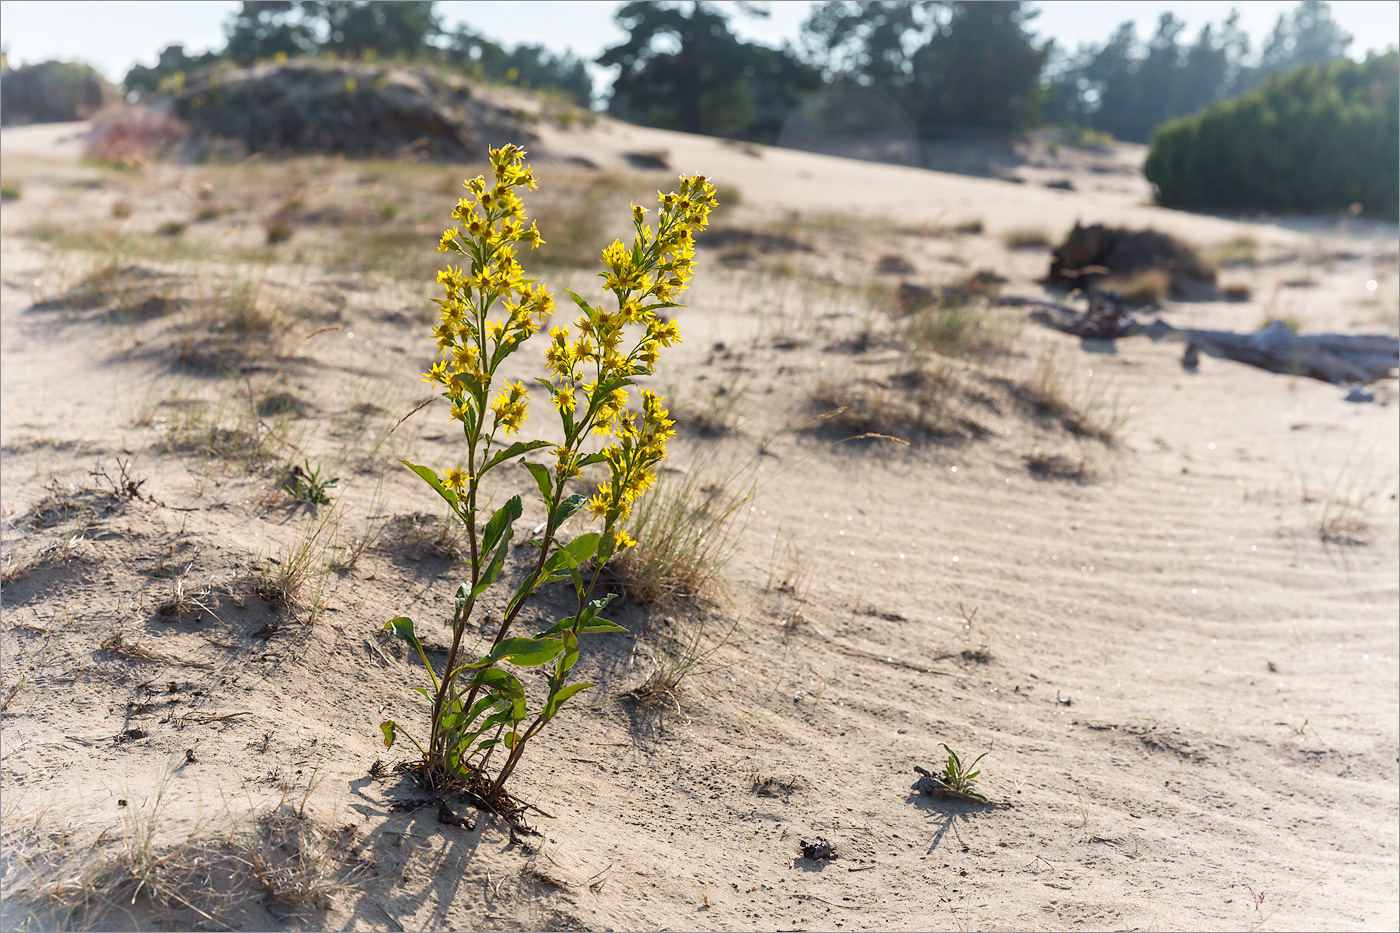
1048, 221, 1218, 299
171, 61, 539, 160
0, 61, 119, 126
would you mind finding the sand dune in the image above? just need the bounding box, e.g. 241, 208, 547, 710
2, 111, 1396, 931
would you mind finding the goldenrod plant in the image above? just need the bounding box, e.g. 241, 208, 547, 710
379, 145, 715, 807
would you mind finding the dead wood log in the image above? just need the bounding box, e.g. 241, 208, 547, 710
1012, 295, 1399, 385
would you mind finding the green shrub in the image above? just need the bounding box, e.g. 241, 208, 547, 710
1144, 52, 1399, 220
0, 61, 118, 125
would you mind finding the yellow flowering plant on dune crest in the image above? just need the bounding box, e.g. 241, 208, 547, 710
380, 144, 715, 807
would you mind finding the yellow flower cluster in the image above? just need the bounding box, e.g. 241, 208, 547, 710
423, 145, 554, 439
544, 174, 716, 539
420, 148, 715, 555
547, 175, 712, 430
586, 389, 676, 532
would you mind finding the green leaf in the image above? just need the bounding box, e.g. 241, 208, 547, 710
462, 694, 504, 730
543, 533, 600, 576
384, 617, 438, 692
384, 616, 423, 653
564, 289, 596, 318
535, 617, 627, 637
455, 583, 470, 620
400, 460, 459, 514
578, 594, 615, 626
552, 493, 588, 527
597, 528, 619, 566
471, 669, 528, 721
475, 635, 564, 669
481, 439, 552, 476
380, 720, 397, 748
522, 460, 553, 504
480, 496, 523, 557
577, 451, 609, 468
542, 681, 594, 722
557, 630, 580, 680
471, 497, 522, 600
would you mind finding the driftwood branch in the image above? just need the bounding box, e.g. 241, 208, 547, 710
1006, 295, 1399, 385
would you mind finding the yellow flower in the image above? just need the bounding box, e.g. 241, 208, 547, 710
553, 386, 577, 416
441, 466, 470, 492
491, 380, 529, 436
451, 343, 479, 370
439, 228, 460, 252
586, 485, 611, 519
423, 360, 450, 385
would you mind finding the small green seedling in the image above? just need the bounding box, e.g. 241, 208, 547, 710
937, 743, 987, 795
283, 460, 339, 505
913, 744, 989, 802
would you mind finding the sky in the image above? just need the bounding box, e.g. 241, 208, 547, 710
2, 0, 1397, 93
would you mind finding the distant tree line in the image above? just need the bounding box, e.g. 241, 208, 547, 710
1043, 0, 1357, 142
124, 1, 592, 106
118, 0, 1385, 153
1145, 51, 1398, 219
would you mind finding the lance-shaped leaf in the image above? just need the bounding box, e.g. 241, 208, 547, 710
400, 460, 460, 514
541, 532, 600, 582
453, 636, 563, 674
542, 682, 594, 723
564, 289, 596, 318
471, 496, 522, 599
383, 617, 438, 692
553, 493, 588, 527
480, 496, 523, 556
535, 616, 627, 637
481, 439, 552, 476
556, 630, 580, 681
469, 667, 529, 721
522, 460, 552, 504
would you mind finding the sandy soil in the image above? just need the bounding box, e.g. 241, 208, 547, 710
1, 112, 1398, 932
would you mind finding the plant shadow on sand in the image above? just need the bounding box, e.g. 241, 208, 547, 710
909, 794, 1004, 854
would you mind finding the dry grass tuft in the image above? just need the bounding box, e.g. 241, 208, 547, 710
100, 628, 173, 664
1207, 234, 1260, 268
627, 613, 733, 709
1308, 445, 1392, 546
2, 795, 361, 931
905, 292, 1018, 361
1002, 227, 1052, 250
608, 468, 748, 610
1107, 269, 1170, 307
381, 511, 467, 562
1020, 352, 1129, 444
810, 366, 983, 442
257, 509, 337, 620
241, 808, 359, 909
